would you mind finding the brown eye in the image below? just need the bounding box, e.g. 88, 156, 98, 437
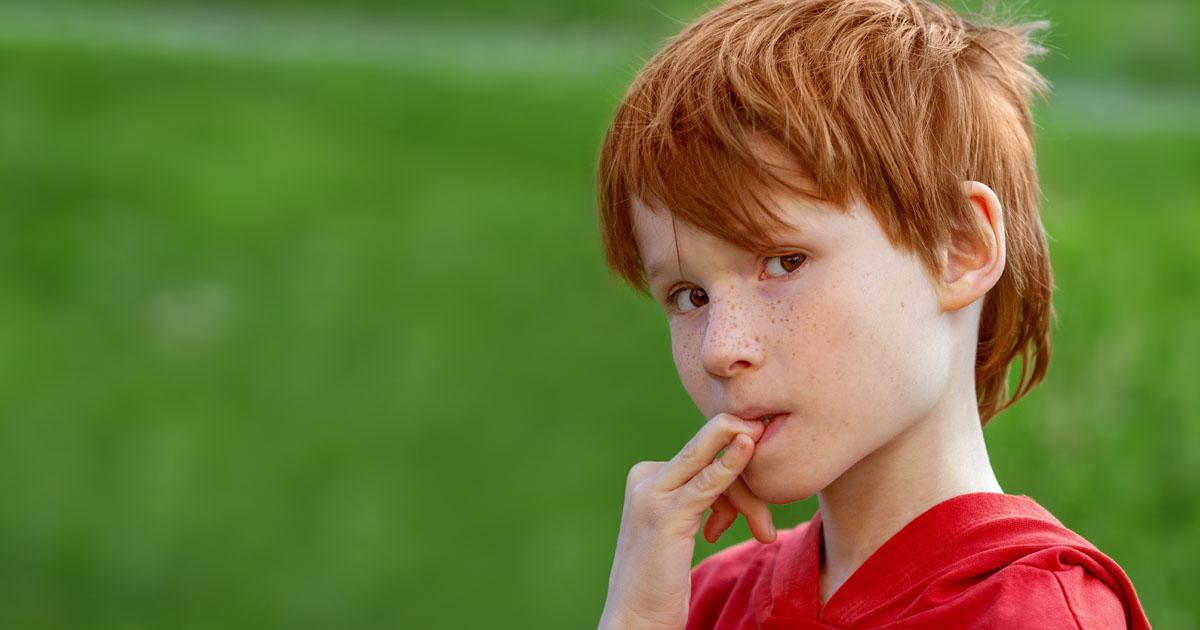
671, 287, 709, 313
765, 253, 807, 278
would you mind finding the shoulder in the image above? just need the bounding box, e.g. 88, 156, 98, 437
963, 563, 1128, 629
932, 495, 1149, 628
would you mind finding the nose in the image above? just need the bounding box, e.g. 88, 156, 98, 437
700, 295, 764, 379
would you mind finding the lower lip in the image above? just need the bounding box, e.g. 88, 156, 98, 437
759, 413, 790, 446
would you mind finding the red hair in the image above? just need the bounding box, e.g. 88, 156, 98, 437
596, 0, 1054, 425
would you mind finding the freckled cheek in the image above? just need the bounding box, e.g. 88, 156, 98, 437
785, 286, 844, 349
669, 325, 713, 410
786, 286, 886, 401
669, 324, 702, 372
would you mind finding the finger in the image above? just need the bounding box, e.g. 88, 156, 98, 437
705, 508, 734, 542
726, 476, 777, 543
702, 494, 737, 543
625, 460, 668, 492
678, 432, 756, 508
654, 413, 765, 490
703, 510, 737, 544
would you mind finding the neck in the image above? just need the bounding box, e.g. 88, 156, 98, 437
815, 388, 1003, 605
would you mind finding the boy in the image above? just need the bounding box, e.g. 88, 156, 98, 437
594, 0, 1152, 628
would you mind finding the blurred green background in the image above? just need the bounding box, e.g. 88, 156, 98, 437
0, 0, 1196, 627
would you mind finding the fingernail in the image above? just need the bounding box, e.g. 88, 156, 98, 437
768, 522, 776, 538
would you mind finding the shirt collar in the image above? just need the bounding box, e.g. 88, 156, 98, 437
762, 492, 1057, 624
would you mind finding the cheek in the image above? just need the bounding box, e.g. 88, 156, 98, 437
669, 322, 705, 394
790, 264, 946, 417
785, 287, 870, 404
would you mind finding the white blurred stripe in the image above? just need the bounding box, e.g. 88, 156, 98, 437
0, 3, 647, 79
1047, 78, 1200, 135
0, 3, 1197, 132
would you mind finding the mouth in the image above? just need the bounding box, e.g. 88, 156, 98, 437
730, 408, 789, 426
758, 413, 783, 426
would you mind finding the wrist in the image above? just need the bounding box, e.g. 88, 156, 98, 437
598, 607, 683, 630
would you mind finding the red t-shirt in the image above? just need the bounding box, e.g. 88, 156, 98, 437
688, 492, 1151, 629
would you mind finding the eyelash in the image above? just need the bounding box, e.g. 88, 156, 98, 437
664, 252, 808, 314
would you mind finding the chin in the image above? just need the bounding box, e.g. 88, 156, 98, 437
742, 463, 824, 505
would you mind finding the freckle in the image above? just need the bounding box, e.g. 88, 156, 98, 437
901, 301, 905, 308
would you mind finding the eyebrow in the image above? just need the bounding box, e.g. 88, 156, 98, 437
645, 258, 676, 283
652, 250, 691, 284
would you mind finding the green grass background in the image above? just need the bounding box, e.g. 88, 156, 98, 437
0, 0, 1196, 628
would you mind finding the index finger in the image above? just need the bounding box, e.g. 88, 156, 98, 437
651, 413, 765, 491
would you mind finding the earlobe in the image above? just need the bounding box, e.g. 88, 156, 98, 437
937, 181, 1007, 313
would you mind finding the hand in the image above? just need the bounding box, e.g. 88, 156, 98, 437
598, 413, 777, 630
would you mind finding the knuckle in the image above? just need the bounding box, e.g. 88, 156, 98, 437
677, 439, 700, 464
626, 467, 664, 502
626, 461, 646, 481
626, 461, 657, 487
719, 448, 743, 473
694, 465, 725, 494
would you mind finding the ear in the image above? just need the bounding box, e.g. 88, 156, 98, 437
936, 181, 1006, 313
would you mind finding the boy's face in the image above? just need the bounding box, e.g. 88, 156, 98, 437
632, 186, 958, 504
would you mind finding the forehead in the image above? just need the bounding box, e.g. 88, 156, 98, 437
629, 134, 853, 282
631, 199, 687, 282
631, 192, 829, 283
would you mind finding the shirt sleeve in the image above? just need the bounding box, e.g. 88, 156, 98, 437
1051, 563, 1131, 629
